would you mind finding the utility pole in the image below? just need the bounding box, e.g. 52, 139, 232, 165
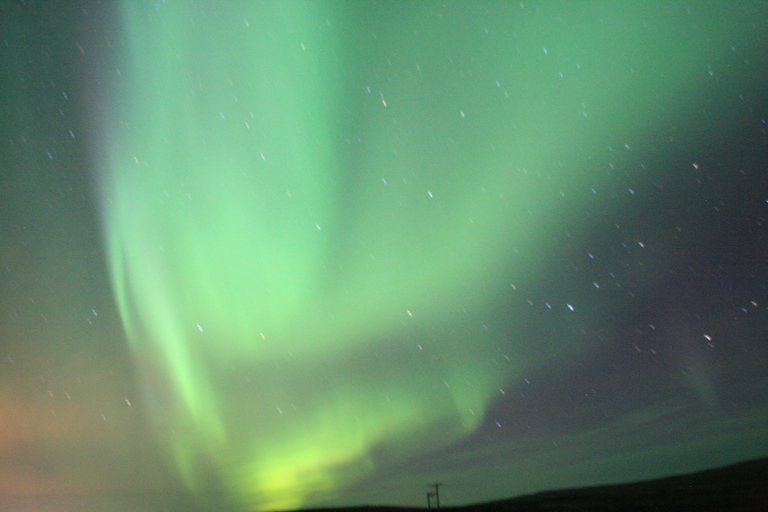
429, 483, 442, 509
426, 491, 435, 509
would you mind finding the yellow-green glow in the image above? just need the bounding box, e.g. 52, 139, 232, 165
97, 1, 744, 509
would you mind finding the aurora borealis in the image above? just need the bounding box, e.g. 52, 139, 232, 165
2, 1, 768, 511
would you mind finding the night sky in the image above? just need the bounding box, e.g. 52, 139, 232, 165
2, 1, 768, 511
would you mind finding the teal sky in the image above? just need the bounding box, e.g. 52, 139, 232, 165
1, 2, 768, 511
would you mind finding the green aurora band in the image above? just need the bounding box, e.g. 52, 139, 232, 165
97, 2, 749, 509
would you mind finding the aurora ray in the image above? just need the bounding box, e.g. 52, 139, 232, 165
96, 1, 746, 509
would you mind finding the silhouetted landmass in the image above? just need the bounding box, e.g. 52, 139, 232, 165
5, 458, 766, 511
456, 457, 768, 511
310, 457, 768, 512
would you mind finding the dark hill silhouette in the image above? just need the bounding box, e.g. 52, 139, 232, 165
308, 457, 768, 512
